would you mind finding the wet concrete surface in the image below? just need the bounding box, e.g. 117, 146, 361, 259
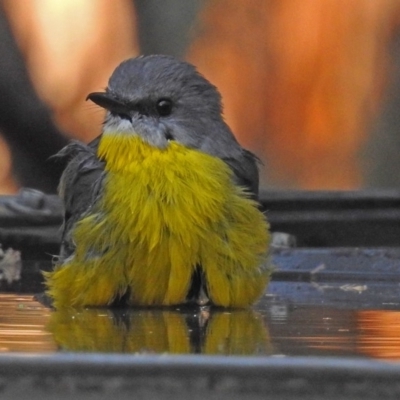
0, 283, 400, 399
0, 250, 400, 398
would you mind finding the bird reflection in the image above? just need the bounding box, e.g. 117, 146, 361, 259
47, 306, 271, 355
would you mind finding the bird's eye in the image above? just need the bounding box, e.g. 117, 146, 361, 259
156, 99, 173, 117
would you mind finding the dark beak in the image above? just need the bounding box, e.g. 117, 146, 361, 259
86, 92, 130, 116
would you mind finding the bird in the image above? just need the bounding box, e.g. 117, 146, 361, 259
44, 55, 271, 309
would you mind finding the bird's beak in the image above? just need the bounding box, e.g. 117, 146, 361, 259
86, 92, 130, 116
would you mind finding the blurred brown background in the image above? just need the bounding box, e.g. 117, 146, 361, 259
1, 0, 400, 193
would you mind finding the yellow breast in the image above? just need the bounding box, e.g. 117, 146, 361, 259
46, 134, 270, 308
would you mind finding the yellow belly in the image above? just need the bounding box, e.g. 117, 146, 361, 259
46, 134, 270, 308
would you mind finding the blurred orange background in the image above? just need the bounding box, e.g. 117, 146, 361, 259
1, 0, 400, 193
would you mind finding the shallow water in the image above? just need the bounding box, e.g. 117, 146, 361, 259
1, 280, 400, 359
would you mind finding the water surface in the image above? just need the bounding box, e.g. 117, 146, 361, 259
1, 280, 400, 359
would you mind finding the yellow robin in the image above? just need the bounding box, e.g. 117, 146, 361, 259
45, 55, 271, 309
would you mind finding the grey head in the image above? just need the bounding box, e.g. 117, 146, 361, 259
88, 55, 240, 154
87, 55, 260, 197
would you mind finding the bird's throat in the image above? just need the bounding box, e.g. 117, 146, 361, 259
98, 134, 160, 172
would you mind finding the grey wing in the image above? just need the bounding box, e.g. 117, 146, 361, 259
222, 149, 260, 200
56, 140, 105, 261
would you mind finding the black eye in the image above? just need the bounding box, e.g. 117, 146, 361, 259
156, 99, 173, 117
